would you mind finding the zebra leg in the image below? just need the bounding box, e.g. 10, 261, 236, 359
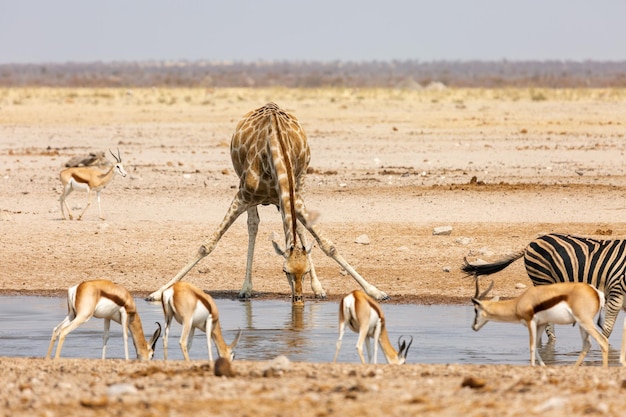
601, 292, 624, 339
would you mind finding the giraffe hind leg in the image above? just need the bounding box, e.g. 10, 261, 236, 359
239, 206, 259, 299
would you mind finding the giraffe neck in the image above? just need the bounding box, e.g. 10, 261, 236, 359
270, 112, 298, 248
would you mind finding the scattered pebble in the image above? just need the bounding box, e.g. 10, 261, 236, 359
533, 396, 567, 412
214, 357, 235, 377
455, 237, 472, 245
461, 376, 486, 389
107, 383, 137, 396
433, 226, 452, 236
354, 234, 370, 245
263, 355, 291, 377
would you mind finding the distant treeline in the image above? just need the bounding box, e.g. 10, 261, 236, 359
1, 60, 625, 88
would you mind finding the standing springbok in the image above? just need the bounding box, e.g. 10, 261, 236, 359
161, 282, 242, 361
471, 278, 609, 367
46, 279, 161, 360
333, 290, 412, 364
59, 148, 127, 220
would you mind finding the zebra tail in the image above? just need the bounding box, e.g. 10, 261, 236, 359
461, 249, 525, 277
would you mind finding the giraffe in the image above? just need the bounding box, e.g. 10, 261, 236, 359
147, 103, 388, 305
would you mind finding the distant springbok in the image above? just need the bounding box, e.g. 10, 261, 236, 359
471, 278, 609, 367
333, 290, 412, 364
59, 148, 127, 220
46, 279, 161, 360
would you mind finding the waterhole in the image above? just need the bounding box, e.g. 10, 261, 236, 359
0, 296, 622, 366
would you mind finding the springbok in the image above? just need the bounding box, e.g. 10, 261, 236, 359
471, 278, 609, 367
161, 282, 242, 361
59, 148, 127, 220
333, 290, 412, 364
46, 279, 161, 360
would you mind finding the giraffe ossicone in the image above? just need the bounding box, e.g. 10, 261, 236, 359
147, 103, 388, 304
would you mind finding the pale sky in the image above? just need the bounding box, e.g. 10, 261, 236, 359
1, 0, 625, 64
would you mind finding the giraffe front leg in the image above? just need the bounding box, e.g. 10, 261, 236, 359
295, 203, 387, 300
296, 224, 326, 299
146, 195, 249, 302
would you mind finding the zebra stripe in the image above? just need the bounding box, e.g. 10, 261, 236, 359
463, 233, 626, 339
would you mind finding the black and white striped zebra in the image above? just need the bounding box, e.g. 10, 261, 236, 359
462, 233, 626, 342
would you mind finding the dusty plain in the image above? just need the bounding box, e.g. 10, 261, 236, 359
1, 87, 626, 416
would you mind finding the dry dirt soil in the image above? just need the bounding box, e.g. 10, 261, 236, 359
1, 87, 626, 416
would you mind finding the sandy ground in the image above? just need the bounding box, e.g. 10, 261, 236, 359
2, 87, 626, 416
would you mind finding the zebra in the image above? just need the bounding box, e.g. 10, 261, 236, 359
462, 233, 626, 343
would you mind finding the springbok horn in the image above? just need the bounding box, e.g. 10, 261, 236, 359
151, 322, 162, 350
398, 335, 413, 356
474, 277, 494, 300
109, 148, 120, 163
117, 147, 122, 162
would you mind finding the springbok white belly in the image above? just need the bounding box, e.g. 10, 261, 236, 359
190, 301, 211, 329
170, 300, 211, 331
93, 298, 123, 323
534, 301, 575, 325
68, 178, 91, 192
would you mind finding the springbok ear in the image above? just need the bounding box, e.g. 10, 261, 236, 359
230, 328, 242, 349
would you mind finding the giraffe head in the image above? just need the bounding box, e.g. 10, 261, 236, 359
272, 237, 312, 306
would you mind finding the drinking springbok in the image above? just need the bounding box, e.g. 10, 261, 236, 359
59, 148, 127, 220
46, 279, 161, 360
471, 278, 609, 366
161, 282, 241, 361
333, 290, 412, 364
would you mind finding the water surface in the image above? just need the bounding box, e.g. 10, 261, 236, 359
0, 296, 622, 366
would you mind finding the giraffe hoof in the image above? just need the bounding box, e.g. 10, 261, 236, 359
315, 293, 327, 299
238, 291, 253, 299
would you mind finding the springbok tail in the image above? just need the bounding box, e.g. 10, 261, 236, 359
462, 249, 525, 277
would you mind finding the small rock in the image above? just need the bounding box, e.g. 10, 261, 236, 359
80, 395, 109, 408
461, 376, 486, 389
533, 397, 567, 412
433, 226, 452, 236
214, 357, 235, 377
442, 266, 452, 272
354, 234, 370, 245
455, 237, 472, 245
515, 283, 527, 290
263, 355, 291, 377
107, 383, 137, 396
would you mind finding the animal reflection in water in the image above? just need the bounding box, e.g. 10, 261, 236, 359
238, 299, 320, 358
